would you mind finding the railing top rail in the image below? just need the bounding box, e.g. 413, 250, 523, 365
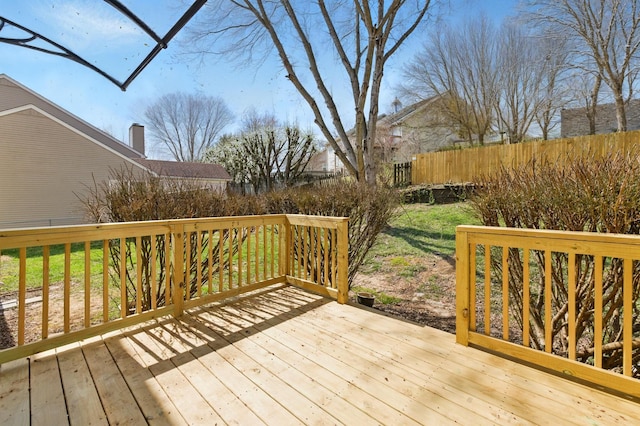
285, 214, 349, 228
0, 214, 291, 248
457, 225, 640, 257
457, 224, 640, 242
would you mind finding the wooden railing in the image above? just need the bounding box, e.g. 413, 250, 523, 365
0, 214, 348, 364
412, 130, 640, 185
456, 225, 640, 398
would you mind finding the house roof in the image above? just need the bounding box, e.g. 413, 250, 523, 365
0, 75, 230, 181
377, 96, 439, 127
134, 159, 231, 181
341, 96, 442, 138
0, 74, 143, 159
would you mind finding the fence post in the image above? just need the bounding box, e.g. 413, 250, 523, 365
455, 226, 470, 345
172, 225, 185, 318
336, 219, 349, 304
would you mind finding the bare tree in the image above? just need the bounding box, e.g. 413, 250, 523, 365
204, 134, 253, 193
144, 92, 234, 162
187, 0, 434, 184
523, 0, 640, 132
533, 33, 572, 140
206, 115, 316, 193
495, 24, 545, 143
402, 14, 498, 145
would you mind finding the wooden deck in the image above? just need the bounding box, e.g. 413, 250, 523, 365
2, 285, 640, 425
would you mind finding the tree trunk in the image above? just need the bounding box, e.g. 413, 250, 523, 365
614, 92, 627, 132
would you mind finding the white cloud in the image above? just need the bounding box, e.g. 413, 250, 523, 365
41, 1, 143, 51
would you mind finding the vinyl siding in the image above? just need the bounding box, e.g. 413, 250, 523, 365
0, 109, 143, 228
0, 76, 142, 158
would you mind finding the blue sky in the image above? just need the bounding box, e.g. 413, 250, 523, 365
1, 1, 514, 159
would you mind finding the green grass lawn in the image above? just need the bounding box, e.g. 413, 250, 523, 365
1, 204, 479, 301
359, 202, 480, 274
352, 202, 480, 304
0, 228, 283, 296
0, 242, 105, 292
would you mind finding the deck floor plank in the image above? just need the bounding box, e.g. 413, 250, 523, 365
56, 343, 108, 426
190, 305, 416, 424
82, 340, 149, 426
245, 300, 528, 425
0, 358, 30, 426
186, 323, 305, 425
3, 285, 640, 425
164, 314, 332, 425
287, 300, 574, 424
311, 298, 640, 424
30, 350, 69, 426
252, 313, 438, 424
103, 331, 188, 426
226, 299, 493, 425
182, 310, 365, 425
126, 321, 226, 426
150, 318, 269, 426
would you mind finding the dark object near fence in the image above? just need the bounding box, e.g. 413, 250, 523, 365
356, 292, 375, 307
393, 162, 412, 187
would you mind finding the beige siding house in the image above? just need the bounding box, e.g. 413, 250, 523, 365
0, 75, 230, 229
305, 96, 460, 173
374, 96, 461, 163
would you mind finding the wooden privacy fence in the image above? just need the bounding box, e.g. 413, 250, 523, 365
0, 214, 348, 364
456, 225, 640, 398
413, 130, 640, 185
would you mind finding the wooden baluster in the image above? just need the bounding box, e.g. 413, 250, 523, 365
18, 247, 26, 345
522, 249, 530, 347
484, 245, 491, 336
136, 236, 143, 314
102, 240, 109, 322
65, 243, 71, 331
594, 256, 603, 368
502, 246, 509, 341
85, 241, 92, 326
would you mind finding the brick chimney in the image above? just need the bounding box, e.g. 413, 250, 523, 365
129, 123, 145, 157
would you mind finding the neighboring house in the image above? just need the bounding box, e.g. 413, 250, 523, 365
305, 96, 460, 173
0, 75, 230, 229
561, 99, 640, 138
375, 96, 462, 163
305, 143, 346, 175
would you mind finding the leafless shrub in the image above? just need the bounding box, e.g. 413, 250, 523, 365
80, 168, 399, 309
470, 152, 640, 372
262, 183, 401, 287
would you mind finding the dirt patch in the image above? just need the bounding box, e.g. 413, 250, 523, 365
350, 254, 458, 333
0, 284, 109, 349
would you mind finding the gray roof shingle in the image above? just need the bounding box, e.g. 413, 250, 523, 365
134, 159, 231, 180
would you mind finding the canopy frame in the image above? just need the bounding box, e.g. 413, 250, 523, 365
0, 0, 207, 91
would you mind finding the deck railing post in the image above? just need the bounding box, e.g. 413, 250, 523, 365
336, 219, 349, 304
282, 216, 290, 277
455, 226, 470, 345
172, 225, 185, 318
